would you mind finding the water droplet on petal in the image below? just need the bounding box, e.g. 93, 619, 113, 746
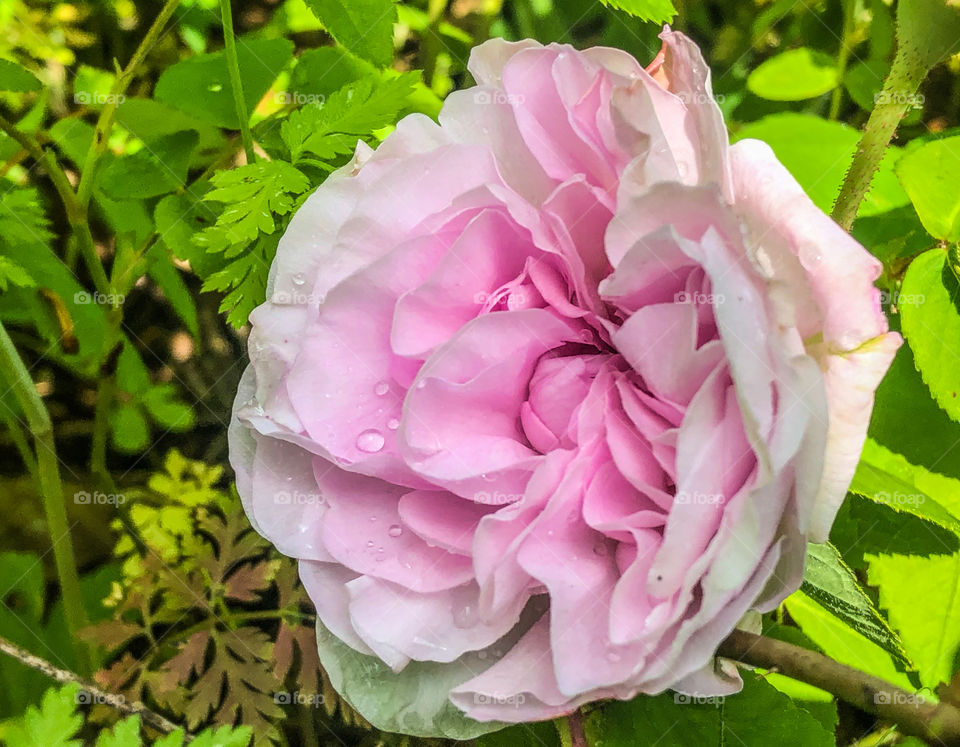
606, 650, 622, 663
387, 418, 400, 431
388, 524, 403, 537
366, 540, 374, 548
374, 381, 390, 397
292, 272, 306, 286
453, 602, 479, 629
415, 380, 427, 390
356, 429, 385, 453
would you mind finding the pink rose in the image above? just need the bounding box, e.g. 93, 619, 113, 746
229, 28, 900, 732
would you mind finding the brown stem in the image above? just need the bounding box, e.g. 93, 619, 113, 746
567, 708, 589, 747
0, 634, 186, 738
718, 630, 960, 745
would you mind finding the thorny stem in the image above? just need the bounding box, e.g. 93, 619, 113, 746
718, 630, 960, 744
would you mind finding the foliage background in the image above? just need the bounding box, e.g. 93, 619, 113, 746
1, 0, 960, 744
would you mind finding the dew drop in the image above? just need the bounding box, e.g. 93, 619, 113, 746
369, 515, 378, 523
388, 524, 403, 537
415, 379, 427, 390
292, 272, 306, 286
356, 429, 385, 453
453, 602, 479, 629
606, 650, 622, 663
387, 418, 400, 431
374, 381, 390, 397
366, 540, 375, 548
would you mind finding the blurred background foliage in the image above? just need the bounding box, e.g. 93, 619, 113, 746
1, 0, 960, 744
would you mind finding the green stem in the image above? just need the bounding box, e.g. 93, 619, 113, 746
831, 30, 928, 230
219, 0, 254, 164
75, 0, 181, 212
0, 321, 91, 674
0, 408, 38, 479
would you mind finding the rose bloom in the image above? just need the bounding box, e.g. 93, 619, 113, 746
230, 29, 900, 730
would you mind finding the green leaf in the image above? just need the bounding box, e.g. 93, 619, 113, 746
142, 383, 196, 431
4, 684, 83, 747
899, 249, 960, 424
155, 38, 294, 128
202, 233, 278, 328
94, 715, 142, 747
784, 592, 917, 690
475, 722, 560, 747
0, 256, 35, 291
198, 161, 309, 253
98, 130, 199, 199
0, 188, 106, 362
72, 65, 116, 109
289, 46, 376, 100
154, 190, 220, 276
280, 73, 418, 163
110, 402, 151, 453
869, 338, 960, 481
830, 492, 959, 570
584, 671, 834, 746
800, 542, 911, 667
850, 443, 960, 537
868, 551, 960, 689
733, 114, 908, 217
896, 137, 960, 241
597, 0, 676, 23
315, 620, 507, 739
747, 48, 840, 101
302, 0, 397, 67
0, 58, 42, 93
115, 98, 223, 160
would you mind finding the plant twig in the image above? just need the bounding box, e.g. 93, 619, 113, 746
0, 634, 185, 738
718, 629, 960, 745
565, 709, 589, 747
75, 0, 182, 213
0, 320, 92, 675
219, 0, 254, 164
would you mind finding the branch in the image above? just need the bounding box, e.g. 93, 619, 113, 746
0, 634, 185, 738
718, 630, 960, 745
